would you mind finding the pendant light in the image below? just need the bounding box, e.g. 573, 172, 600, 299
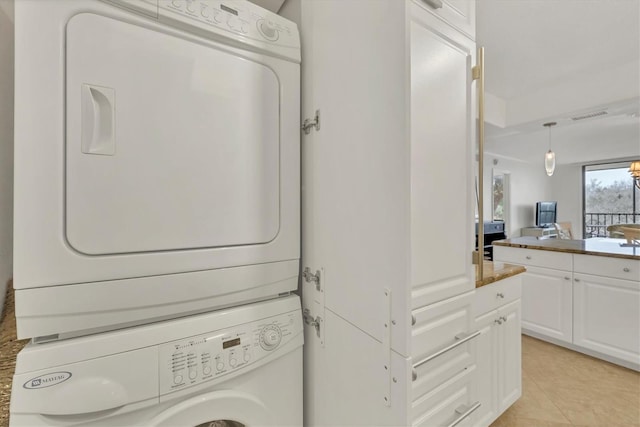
543, 122, 557, 176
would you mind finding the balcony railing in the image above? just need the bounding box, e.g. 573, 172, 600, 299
585, 212, 640, 237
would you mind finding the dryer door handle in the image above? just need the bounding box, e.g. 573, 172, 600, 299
81, 83, 116, 155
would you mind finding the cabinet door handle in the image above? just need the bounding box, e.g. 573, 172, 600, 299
411, 314, 416, 326
447, 401, 482, 427
623, 267, 630, 273
412, 330, 480, 371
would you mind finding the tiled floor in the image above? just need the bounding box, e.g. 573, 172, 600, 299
491, 335, 640, 427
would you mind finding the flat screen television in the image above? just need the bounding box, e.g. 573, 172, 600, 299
535, 201, 557, 228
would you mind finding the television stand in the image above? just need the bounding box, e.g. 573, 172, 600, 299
521, 226, 557, 238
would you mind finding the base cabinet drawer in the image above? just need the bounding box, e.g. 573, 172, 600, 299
412, 364, 479, 427
494, 246, 572, 271
412, 291, 475, 363
574, 254, 640, 281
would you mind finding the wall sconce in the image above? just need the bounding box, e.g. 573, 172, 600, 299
543, 122, 556, 177
629, 160, 640, 190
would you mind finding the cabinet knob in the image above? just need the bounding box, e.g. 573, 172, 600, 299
623, 267, 630, 273
574, 278, 580, 282
496, 292, 505, 299
564, 276, 571, 281
525, 255, 532, 260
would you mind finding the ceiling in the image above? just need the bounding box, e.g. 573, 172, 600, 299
477, 0, 640, 165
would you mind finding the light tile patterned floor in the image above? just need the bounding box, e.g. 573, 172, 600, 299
491, 335, 640, 427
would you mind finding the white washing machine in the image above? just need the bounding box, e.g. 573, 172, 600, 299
10, 295, 303, 426
13, 0, 301, 340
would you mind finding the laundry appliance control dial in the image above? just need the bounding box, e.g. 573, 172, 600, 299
259, 324, 282, 351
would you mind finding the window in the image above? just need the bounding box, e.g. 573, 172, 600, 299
583, 162, 639, 238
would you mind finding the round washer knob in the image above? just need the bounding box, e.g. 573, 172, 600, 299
189, 369, 197, 380
244, 352, 251, 362
259, 324, 282, 351
229, 358, 238, 368
203, 365, 212, 375
173, 374, 183, 384
257, 19, 279, 41
216, 362, 224, 371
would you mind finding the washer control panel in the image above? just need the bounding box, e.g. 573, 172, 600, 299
159, 310, 300, 395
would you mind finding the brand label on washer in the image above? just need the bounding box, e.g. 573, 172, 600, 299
23, 372, 72, 389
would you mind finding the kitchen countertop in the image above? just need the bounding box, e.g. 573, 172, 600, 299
476, 260, 526, 288
494, 237, 640, 260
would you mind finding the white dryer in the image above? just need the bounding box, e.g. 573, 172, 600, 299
13, 0, 300, 340
10, 295, 303, 426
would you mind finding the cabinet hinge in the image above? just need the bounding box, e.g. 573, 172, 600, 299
301, 109, 320, 135
303, 308, 322, 337
302, 267, 321, 291
472, 65, 482, 81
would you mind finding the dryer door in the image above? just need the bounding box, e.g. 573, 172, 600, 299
66, 13, 280, 255
147, 391, 273, 427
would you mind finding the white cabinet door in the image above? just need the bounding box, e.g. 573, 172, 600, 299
573, 273, 640, 366
520, 266, 572, 343
409, 1, 476, 310
497, 300, 522, 412
473, 310, 499, 427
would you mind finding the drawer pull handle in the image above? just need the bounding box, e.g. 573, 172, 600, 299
448, 401, 482, 427
496, 292, 505, 299
422, 0, 443, 9
525, 256, 532, 260
574, 278, 580, 282
564, 276, 571, 280
412, 330, 480, 371
623, 267, 630, 273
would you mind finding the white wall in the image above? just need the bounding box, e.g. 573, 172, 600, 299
549, 164, 583, 239
0, 0, 14, 313
483, 153, 552, 237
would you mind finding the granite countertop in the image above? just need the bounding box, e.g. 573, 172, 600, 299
494, 237, 640, 260
476, 260, 526, 288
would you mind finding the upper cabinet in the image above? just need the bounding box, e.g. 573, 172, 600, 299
414, 0, 476, 40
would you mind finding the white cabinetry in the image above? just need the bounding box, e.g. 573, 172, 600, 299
494, 246, 640, 370
573, 254, 640, 367
282, 0, 481, 425
520, 266, 572, 343
493, 246, 572, 343
473, 277, 522, 427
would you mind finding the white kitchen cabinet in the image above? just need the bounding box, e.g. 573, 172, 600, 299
493, 246, 572, 343
281, 0, 480, 424
494, 243, 640, 370
520, 266, 573, 343
497, 300, 522, 411
473, 279, 522, 427
573, 273, 640, 366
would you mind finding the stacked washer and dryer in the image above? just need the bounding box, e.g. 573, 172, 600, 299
11, 1, 301, 425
